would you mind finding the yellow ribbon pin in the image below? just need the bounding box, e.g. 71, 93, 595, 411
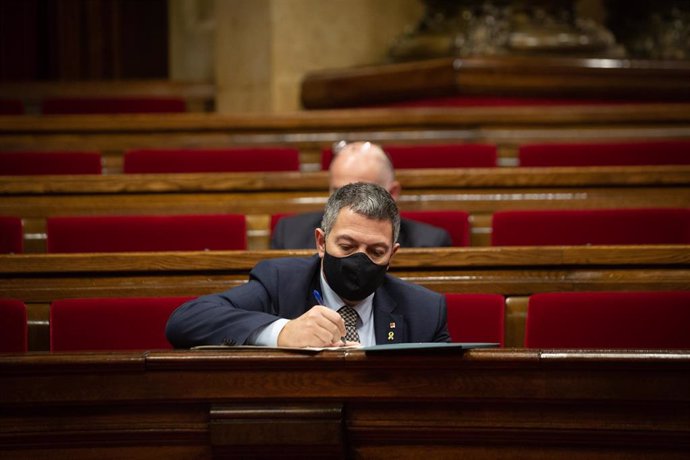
387, 331, 395, 341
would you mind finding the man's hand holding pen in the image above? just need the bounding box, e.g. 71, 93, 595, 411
277, 305, 356, 348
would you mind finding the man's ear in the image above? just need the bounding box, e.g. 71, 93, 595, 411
315, 228, 326, 257
387, 242, 400, 270
387, 180, 402, 201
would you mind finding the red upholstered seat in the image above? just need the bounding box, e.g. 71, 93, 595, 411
0, 299, 28, 352
46, 214, 247, 253
0, 151, 102, 175
0, 99, 23, 114
519, 140, 690, 167
123, 147, 301, 173
0, 216, 23, 254
445, 294, 505, 346
524, 291, 690, 349
41, 97, 186, 114
491, 208, 690, 246
400, 210, 470, 246
50, 297, 193, 351
321, 143, 497, 170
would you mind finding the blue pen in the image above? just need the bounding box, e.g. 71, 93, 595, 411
313, 289, 346, 346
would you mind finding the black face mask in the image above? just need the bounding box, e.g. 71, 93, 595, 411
322, 250, 388, 301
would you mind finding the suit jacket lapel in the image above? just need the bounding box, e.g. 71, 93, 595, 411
373, 282, 404, 344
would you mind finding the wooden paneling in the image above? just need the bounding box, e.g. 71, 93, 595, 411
1, 349, 688, 459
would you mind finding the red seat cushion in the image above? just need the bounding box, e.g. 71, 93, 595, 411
321, 143, 497, 170
519, 140, 690, 167
445, 294, 505, 346
525, 291, 690, 348
46, 214, 247, 253
50, 297, 194, 351
124, 147, 301, 173
41, 97, 186, 114
400, 210, 470, 246
0, 151, 102, 175
0, 216, 23, 254
491, 208, 690, 246
0, 299, 27, 352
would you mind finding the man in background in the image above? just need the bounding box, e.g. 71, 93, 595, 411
271, 141, 452, 249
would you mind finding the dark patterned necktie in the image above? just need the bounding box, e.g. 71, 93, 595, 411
338, 306, 360, 342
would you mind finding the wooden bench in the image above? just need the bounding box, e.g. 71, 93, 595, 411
1, 349, 688, 459
2, 104, 690, 171
2, 245, 688, 350
1, 166, 688, 251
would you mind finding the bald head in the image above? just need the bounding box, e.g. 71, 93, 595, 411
329, 142, 401, 200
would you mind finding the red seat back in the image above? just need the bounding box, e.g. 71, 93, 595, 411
0, 299, 28, 352
50, 297, 194, 351
41, 97, 186, 114
46, 214, 247, 253
491, 208, 690, 246
123, 147, 301, 173
0, 99, 24, 114
445, 294, 505, 346
0, 216, 23, 254
519, 140, 690, 167
0, 151, 102, 175
321, 143, 497, 170
525, 291, 690, 348
400, 210, 470, 246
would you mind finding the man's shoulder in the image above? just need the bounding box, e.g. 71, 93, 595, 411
400, 218, 452, 247
277, 211, 323, 228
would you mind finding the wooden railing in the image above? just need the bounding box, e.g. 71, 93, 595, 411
1, 349, 688, 459
2, 245, 688, 350
2, 166, 688, 251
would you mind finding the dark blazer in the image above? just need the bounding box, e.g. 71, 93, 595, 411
166, 255, 450, 348
270, 211, 452, 249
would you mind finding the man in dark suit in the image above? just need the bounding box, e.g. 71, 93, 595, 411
270, 141, 452, 249
167, 182, 450, 348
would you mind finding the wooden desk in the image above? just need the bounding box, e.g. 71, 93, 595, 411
2, 246, 689, 350
2, 166, 688, 250
1, 349, 688, 459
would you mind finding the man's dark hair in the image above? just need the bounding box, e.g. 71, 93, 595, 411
321, 182, 400, 242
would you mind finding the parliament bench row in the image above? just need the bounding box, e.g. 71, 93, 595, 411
2, 138, 690, 174
2, 166, 688, 250
2, 246, 688, 350
2, 103, 690, 172
1, 207, 688, 254
3, 290, 689, 353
